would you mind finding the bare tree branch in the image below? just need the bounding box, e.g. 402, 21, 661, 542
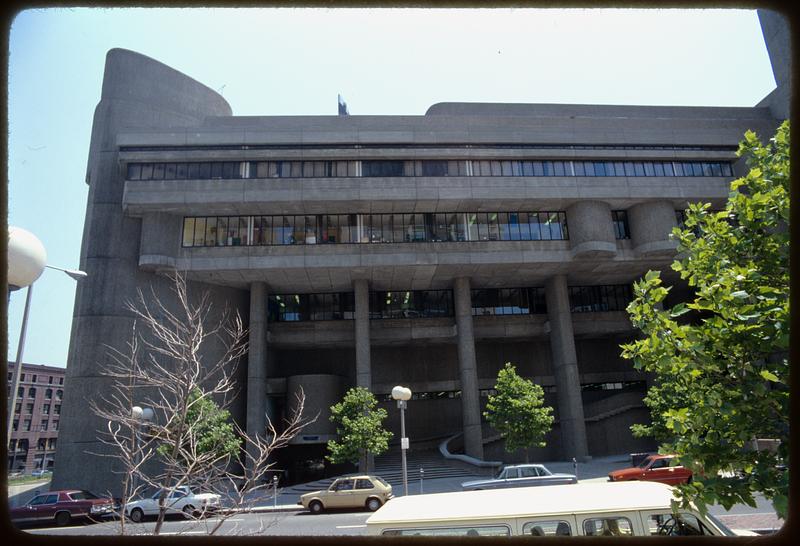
88, 271, 314, 535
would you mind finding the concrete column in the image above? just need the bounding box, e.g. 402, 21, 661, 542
453, 277, 484, 460
246, 282, 268, 462
353, 279, 372, 389
544, 275, 590, 461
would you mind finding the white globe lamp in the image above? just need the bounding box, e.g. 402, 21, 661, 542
7, 226, 47, 290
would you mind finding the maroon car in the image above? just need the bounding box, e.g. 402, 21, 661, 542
608, 454, 693, 485
10, 490, 115, 527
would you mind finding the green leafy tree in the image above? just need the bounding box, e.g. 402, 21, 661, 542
621, 121, 789, 519
156, 387, 241, 462
327, 387, 393, 472
484, 363, 554, 462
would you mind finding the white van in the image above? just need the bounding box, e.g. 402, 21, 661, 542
366, 481, 756, 536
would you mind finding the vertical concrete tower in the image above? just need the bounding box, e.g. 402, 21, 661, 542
52, 49, 247, 495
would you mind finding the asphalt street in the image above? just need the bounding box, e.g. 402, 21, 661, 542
13, 454, 785, 536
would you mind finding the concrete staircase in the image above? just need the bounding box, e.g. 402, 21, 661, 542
374, 448, 475, 486
289, 448, 474, 493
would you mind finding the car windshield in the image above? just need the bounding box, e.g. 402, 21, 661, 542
704, 513, 737, 537
638, 457, 655, 469
539, 467, 552, 476
373, 476, 390, 488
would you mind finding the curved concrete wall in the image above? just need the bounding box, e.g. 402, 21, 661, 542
565, 200, 617, 258
628, 200, 678, 256
287, 374, 347, 444
139, 212, 181, 272
53, 49, 242, 496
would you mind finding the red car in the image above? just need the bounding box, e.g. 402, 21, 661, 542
10, 490, 115, 527
608, 455, 693, 485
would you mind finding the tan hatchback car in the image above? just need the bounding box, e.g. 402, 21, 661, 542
299, 475, 393, 514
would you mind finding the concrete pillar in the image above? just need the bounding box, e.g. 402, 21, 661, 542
353, 279, 374, 472
353, 279, 372, 389
246, 282, 268, 464
565, 200, 617, 259
453, 277, 484, 460
544, 275, 590, 461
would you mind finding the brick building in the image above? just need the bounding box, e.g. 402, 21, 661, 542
7, 363, 65, 474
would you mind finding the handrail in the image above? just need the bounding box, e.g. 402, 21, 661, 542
439, 433, 503, 468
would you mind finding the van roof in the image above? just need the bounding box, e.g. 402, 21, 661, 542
367, 481, 680, 526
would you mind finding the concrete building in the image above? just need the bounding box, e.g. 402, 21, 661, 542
7, 363, 65, 474
52, 12, 789, 494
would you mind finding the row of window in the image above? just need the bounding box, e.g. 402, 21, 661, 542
268, 285, 632, 322
14, 401, 60, 415
381, 513, 714, 536
6, 372, 63, 385
128, 159, 734, 181
11, 419, 59, 433
9, 387, 63, 400
179, 208, 727, 248
121, 143, 737, 152
10, 438, 58, 451
181, 212, 570, 248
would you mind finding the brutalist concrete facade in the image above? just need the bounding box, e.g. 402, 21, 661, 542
52, 44, 785, 494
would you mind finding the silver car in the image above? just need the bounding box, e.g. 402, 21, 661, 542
461, 464, 577, 491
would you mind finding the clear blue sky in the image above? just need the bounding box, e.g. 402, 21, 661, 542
7, 7, 777, 367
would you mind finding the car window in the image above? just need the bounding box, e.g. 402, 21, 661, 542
649, 459, 668, 469
583, 517, 634, 536
383, 525, 511, 536
44, 494, 59, 505
505, 468, 519, 479
637, 457, 654, 469
520, 467, 539, 478
169, 490, 188, 498
523, 520, 572, 536
647, 513, 714, 536
334, 479, 354, 491
28, 495, 47, 506
355, 479, 374, 490
668, 458, 682, 467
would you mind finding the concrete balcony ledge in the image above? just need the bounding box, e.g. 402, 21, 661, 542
139, 254, 176, 272
570, 240, 617, 259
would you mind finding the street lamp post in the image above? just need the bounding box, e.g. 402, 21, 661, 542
6, 226, 87, 461
131, 406, 154, 494
391, 386, 412, 496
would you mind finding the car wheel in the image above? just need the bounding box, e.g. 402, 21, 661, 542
55, 511, 72, 527
686, 475, 693, 484
129, 508, 144, 523
309, 500, 323, 515
366, 498, 382, 512
183, 505, 197, 519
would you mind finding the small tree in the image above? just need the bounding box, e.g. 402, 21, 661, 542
621, 122, 789, 519
484, 363, 554, 463
326, 387, 392, 472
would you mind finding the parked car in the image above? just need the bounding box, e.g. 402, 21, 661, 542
124, 486, 221, 522
461, 464, 577, 491
10, 490, 115, 527
31, 469, 52, 478
299, 475, 393, 514
608, 454, 692, 485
